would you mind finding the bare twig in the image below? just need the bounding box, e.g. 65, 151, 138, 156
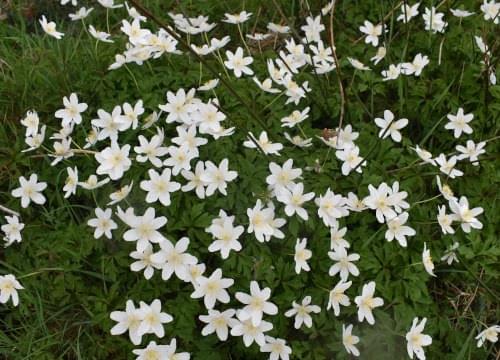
328, 1, 346, 133
0, 204, 20, 217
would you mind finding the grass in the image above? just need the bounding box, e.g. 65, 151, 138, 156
0, 0, 499, 359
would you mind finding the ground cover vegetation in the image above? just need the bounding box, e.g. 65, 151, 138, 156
0, 0, 499, 359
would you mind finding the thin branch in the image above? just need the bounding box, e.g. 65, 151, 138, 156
0, 205, 20, 217
328, 1, 346, 134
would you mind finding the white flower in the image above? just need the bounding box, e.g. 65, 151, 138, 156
359, 20, 383, 47
345, 192, 368, 212
371, 46, 386, 64
335, 145, 366, 176
253, 77, 281, 94
474, 36, 490, 55
422, 243, 436, 277
231, 317, 273, 347
158, 88, 198, 125
191, 268, 234, 309
207, 214, 244, 259
267, 23, 290, 34
389, 181, 409, 213
12, 174, 47, 208
20, 110, 40, 137
181, 161, 207, 199
293, 238, 312, 274
445, 108, 473, 138
330, 223, 350, 250
266, 159, 302, 192
385, 212, 416, 247
284, 296, 321, 329
476, 325, 500, 347
246, 33, 272, 42
130, 243, 162, 280
260, 336, 292, 360
98, 0, 123, 9
236, 281, 278, 327
123, 207, 167, 252
198, 79, 219, 91
401, 53, 429, 76
21, 125, 47, 152
50, 137, 74, 166
327, 280, 352, 316
223, 11, 252, 24
164, 339, 190, 359
243, 131, 283, 156
163, 145, 197, 176
480, 1, 500, 23
441, 242, 459, 265
354, 281, 384, 325
185, 263, 206, 285
54, 93, 88, 127
437, 205, 456, 234
434, 154, 463, 179
63, 166, 78, 198
406, 317, 432, 360
397, 3, 420, 22
69, 7, 94, 21
95, 142, 132, 180
423, 7, 447, 33
137, 299, 173, 338
280, 108, 309, 128
375, 110, 408, 142
224, 47, 254, 77
277, 183, 315, 220
89, 25, 113, 43
110, 300, 144, 345
39, 15, 64, 39
413, 145, 435, 165
456, 140, 486, 165
199, 309, 239, 341
2, 215, 24, 246
450, 8, 474, 17
108, 182, 133, 205
79, 174, 109, 190
151, 237, 197, 281
134, 129, 169, 167
284, 132, 313, 148
0, 274, 23, 306
321, 1, 335, 15
87, 208, 117, 239
363, 183, 398, 223
449, 196, 483, 233
342, 324, 360, 357
348, 57, 371, 71
91, 106, 127, 142
328, 247, 360, 281
382, 64, 401, 81
301, 15, 325, 43
172, 125, 207, 154
336, 125, 360, 149
247, 200, 275, 242
194, 101, 226, 135
200, 159, 238, 196
140, 168, 180, 206
132, 341, 170, 360
121, 100, 144, 130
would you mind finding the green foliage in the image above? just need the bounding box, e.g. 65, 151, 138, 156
0, 0, 499, 359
